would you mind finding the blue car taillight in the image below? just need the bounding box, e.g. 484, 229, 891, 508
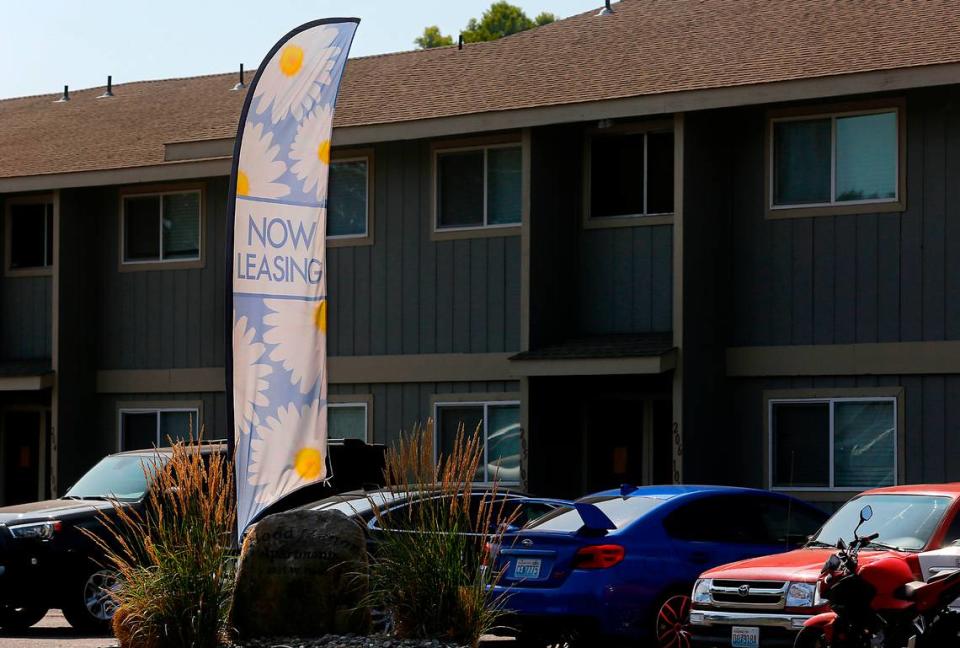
572, 544, 624, 569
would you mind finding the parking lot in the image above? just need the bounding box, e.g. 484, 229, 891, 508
0, 612, 116, 648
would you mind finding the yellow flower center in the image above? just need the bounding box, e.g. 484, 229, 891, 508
294, 447, 324, 480
279, 45, 305, 77
314, 299, 327, 333
237, 170, 250, 196
317, 139, 331, 165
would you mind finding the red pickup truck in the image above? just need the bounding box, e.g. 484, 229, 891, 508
688, 484, 960, 647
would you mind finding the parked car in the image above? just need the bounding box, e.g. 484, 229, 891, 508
490, 485, 828, 647
0, 439, 384, 633
690, 484, 960, 648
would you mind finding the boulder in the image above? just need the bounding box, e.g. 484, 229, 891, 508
230, 509, 370, 639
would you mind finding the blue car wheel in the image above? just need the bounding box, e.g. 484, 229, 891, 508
655, 592, 692, 648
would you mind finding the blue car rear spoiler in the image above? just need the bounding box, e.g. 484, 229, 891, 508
521, 498, 617, 532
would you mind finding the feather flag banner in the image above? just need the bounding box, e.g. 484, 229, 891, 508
226, 18, 359, 536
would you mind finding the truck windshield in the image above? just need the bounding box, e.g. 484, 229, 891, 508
812, 494, 952, 552
65, 455, 166, 502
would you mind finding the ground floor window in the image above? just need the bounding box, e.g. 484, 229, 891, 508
435, 400, 520, 484
119, 407, 199, 451
328, 402, 368, 441
769, 397, 896, 490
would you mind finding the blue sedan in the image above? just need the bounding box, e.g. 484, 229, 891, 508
491, 485, 828, 647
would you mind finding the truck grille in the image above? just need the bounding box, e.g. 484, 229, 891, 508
709, 580, 788, 610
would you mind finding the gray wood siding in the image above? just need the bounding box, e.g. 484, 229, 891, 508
326, 140, 521, 356
704, 375, 959, 494
578, 225, 672, 334
95, 179, 227, 369
729, 88, 960, 347
329, 381, 520, 446
0, 197, 53, 360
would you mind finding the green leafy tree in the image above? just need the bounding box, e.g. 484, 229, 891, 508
414, 2, 557, 49
414, 25, 455, 49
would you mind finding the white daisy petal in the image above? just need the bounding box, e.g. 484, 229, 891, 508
232, 314, 273, 436
262, 298, 326, 394
253, 28, 341, 125
237, 122, 289, 200
289, 105, 334, 201
247, 401, 325, 503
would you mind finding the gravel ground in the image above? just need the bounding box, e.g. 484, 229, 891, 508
232, 636, 468, 648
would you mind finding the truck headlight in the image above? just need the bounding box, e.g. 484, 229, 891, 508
692, 578, 712, 604
7, 521, 62, 540
786, 581, 817, 607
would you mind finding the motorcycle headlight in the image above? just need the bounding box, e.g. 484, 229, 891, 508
692, 578, 712, 605
7, 521, 62, 540
786, 581, 817, 608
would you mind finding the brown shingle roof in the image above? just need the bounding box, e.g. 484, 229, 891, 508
4, 0, 960, 180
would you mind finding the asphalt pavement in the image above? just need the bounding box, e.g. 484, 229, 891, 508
0, 612, 117, 648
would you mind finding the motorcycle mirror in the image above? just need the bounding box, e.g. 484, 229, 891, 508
860, 505, 873, 523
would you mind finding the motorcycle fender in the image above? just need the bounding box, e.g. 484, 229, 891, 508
803, 611, 838, 629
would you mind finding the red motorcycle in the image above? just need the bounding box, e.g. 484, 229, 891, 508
795, 505, 960, 648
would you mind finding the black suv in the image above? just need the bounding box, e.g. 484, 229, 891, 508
0, 439, 384, 633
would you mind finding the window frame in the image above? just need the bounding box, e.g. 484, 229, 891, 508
116, 402, 202, 451
431, 395, 522, 485
4, 194, 55, 277
582, 119, 676, 229
430, 134, 524, 241
118, 184, 205, 271
327, 394, 373, 442
765, 99, 906, 219
766, 391, 902, 494
327, 148, 375, 248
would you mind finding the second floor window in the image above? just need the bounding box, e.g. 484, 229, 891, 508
771, 107, 900, 210
6, 199, 53, 272
435, 144, 522, 229
122, 189, 201, 264
328, 402, 368, 441
328, 157, 369, 239
588, 129, 674, 219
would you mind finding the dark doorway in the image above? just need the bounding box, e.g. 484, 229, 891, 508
3, 411, 42, 505
584, 397, 645, 493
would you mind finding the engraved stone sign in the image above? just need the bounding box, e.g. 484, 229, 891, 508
230, 509, 370, 638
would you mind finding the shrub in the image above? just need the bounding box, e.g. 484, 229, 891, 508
89, 437, 236, 648
364, 422, 513, 647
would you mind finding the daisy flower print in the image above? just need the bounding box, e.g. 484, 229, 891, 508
289, 104, 334, 201
247, 400, 325, 503
262, 297, 327, 395
232, 314, 272, 436
254, 27, 341, 125
237, 121, 289, 199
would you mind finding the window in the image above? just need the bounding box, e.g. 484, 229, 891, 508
5, 199, 53, 273
770, 106, 902, 213
119, 407, 199, 451
328, 154, 371, 241
664, 495, 827, 546
587, 128, 674, 221
769, 397, 897, 490
122, 189, 201, 265
328, 402, 368, 441
435, 400, 520, 483
435, 143, 521, 230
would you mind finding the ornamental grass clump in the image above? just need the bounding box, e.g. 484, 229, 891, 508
89, 436, 236, 648
364, 422, 514, 647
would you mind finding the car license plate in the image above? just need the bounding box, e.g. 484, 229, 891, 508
731, 626, 759, 648
513, 558, 542, 579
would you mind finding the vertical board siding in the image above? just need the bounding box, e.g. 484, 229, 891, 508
578, 225, 673, 334
730, 88, 960, 347
96, 178, 226, 369
0, 198, 53, 360
326, 140, 521, 356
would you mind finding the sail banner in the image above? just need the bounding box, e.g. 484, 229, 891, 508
226, 18, 358, 535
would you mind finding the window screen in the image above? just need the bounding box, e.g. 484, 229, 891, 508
123, 191, 201, 263
437, 151, 484, 228
329, 405, 367, 441
771, 402, 830, 488
328, 159, 368, 237
8, 202, 53, 270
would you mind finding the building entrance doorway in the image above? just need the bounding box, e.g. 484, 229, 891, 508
1, 410, 46, 505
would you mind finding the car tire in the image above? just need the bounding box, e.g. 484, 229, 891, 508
0, 605, 48, 632
61, 568, 119, 633
653, 591, 692, 648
